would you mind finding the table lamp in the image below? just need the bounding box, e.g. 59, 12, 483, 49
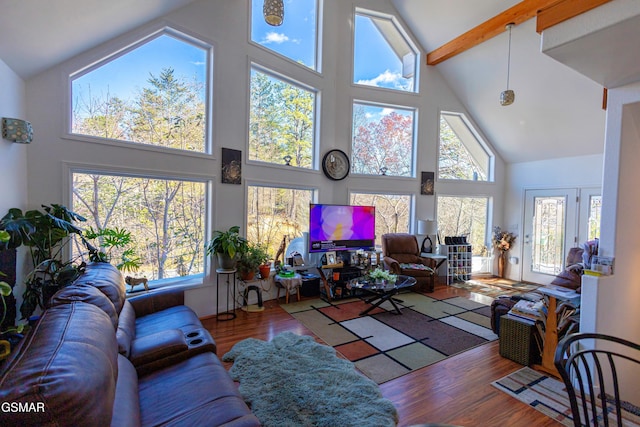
417, 219, 437, 253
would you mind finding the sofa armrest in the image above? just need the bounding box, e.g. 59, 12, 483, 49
127, 287, 185, 317
129, 329, 188, 367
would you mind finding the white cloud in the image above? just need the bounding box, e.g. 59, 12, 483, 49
262, 32, 289, 44
356, 70, 404, 89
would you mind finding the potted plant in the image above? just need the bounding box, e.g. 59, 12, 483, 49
205, 226, 247, 271
0, 204, 97, 320
237, 243, 270, 281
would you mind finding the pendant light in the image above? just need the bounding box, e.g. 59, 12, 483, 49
500, 23, 515, 106
264, 0, 284, 26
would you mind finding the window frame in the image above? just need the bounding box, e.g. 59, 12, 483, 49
349, 189, 415, 248
245, 180, 318, 255
248, 0, 323, 74
65, 26, 215, 158
437, 110, 495, 183
352, 7, 420, 94
350, 99, 418, 178
247, 62, 320, 170
435, 194, 492, 257
65, 162, 213, 290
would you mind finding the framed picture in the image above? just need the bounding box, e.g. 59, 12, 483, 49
221, 148, 242, 184
325, 251, 336, 265
421, 171, 434, 195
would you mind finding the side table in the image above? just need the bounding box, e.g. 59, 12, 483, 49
274, 273, 302, 304
216, 268, 237, 321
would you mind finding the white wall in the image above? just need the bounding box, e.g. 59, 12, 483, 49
0, 59, 28, 216
0, 58, 29, 320
503, 154, 603, 281
579, 83, 640, 405
22, 0, 504, 317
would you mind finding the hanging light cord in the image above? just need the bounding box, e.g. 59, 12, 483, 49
506, 24, 513, 90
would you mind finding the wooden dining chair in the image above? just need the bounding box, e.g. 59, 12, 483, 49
554, 332, 640, 427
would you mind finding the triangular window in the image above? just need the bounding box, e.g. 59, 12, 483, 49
439, 112, 493, 181
353, 9, 418, 93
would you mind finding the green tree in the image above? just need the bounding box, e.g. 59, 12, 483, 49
249, 69, 314, 167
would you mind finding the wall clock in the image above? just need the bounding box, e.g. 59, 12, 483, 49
322, 149, 350, 181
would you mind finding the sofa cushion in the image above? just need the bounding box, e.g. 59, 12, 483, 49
117, 300, 137, 356
0, 303, 118, 426
111, 354, 141, 427
138, 352, 260, 426
76, 262, 127, 314
49, 282, 119, 329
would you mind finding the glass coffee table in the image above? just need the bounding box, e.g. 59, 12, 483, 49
351, 275, 417, 315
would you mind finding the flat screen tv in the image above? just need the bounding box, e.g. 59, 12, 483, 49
308, 204, 375, 253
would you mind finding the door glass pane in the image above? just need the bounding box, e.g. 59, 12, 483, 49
588, 195, 602, 240
531, 196, 565, 275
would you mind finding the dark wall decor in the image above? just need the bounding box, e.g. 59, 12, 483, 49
221, 148, 242, 185
420, 171, 434, 195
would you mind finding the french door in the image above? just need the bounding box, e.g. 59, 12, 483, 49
523, 189, 576, 283
522, 188, 600, 284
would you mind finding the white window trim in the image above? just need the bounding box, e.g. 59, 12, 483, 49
65, 24, 215, 156
437, 110, 495, 183
352, 7, 420, 94
247, 62, 320, 171
248, 0, 323, 75
350, 99, 418, 178
63, 161, 215, 289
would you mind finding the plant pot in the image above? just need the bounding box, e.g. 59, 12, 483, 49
240, 270, 255, 281
217, 253, 237, 270
258, 263, 271, 279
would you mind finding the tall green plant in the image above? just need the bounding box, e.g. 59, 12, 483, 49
84, 227, 141, 273
0, 205, 98, 319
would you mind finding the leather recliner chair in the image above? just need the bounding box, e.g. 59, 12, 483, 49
381, 233, 436, 292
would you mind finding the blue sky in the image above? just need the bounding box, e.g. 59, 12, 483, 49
73, 1, 414, 109
73, 34, 206, 103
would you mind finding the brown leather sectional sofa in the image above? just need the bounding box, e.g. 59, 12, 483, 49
0, 263, 260, 427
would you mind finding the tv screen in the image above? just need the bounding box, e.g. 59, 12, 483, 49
308, 204, 375, 253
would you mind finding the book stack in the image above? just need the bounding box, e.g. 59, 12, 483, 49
508, 299, 546, 324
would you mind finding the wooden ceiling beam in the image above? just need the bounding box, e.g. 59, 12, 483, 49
426, 0, 561, 66
536, 0, 613, 33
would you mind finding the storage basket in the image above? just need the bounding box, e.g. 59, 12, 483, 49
499, 315, 541, 366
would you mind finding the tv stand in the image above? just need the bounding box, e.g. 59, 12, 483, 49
317, 265, 365, 301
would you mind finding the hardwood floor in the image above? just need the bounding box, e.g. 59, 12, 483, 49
202, 284, 562, 427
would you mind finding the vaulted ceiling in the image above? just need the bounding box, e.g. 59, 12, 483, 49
0, 0, 611, 163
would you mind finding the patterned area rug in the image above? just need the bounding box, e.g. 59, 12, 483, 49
451, 278, 540, 298
281, 291, 498, 384
492, 367, 640, 426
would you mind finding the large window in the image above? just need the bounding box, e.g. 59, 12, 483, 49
437, 196, 489, 256
247, 185, 314, 258
353, 9, 418, 93
72, 171, 206, 282
351, 102, 415, 177
250, 0, 319, 71
249, 66, 316, 168
71, 30, 210, 153
439, 112, 493, 182
350, 192, 412, 248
